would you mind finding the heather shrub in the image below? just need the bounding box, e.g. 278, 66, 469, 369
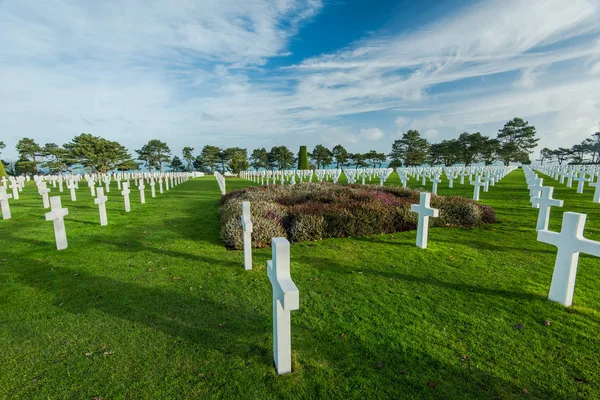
219, 182, 497, 249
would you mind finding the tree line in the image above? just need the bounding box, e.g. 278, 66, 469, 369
0, 117, 539, 176
538, 131, 600, 165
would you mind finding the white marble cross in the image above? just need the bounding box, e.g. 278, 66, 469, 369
165, 176, 170, 191
158, 177, 164, 194
410, 192, 439, 249
58, 177, 63, 193
0, 186, 13, 219
574, 172, 589, 194
94, 187, 109, 226
121, 182, 131, 212
68, 181, 77, 201
45, 196, 69, 250
531, 186, 563, 231
150, 178, 156, 198
139, 182, 146, 204
88, 179, 96, 197
8, 180, 19, 200
241, 201, 253, 271
538, 212, 600, 306
470, 176, 485, 201
590, 180, 600, 203
566, 170, 576, 187
104, 176, 111, 193
267, 237, 299, 375
431, 175, 441, 195
38, 182, 51, 208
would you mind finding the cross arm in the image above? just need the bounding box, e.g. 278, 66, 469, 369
578, 238, 600, 258
537, 230, 561, 248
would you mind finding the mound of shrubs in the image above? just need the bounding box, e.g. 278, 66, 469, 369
220, 182, 496, 249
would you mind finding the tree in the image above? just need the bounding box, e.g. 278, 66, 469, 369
581, 137, 596, 163
269, 146, 295, 170
16, 137, 42, 174
570, 143, 586, 164
0, 141, 5, 155
389, 130, 430, 166
347, 153, 369, 169
115, 159, 141, 171
66, 133, 133, 173
430, 139, 460, 166
496, 117, 539, 165
591, 132, 600, 163
298, 146, 309, 170
457, 132, 486, 166
0, 160, 7, 179
537, 148, 554, 165
182, 147, 195, 171
41, 143, 74, 173
310, 145, 333, 169
551, 148, 571, 166
135, 140, 171, 172
217, 149, 232, 173
388, 159, 403, 169
170, 156, 183, 171
217, 147, 247, 173
198, 145, 221, 173
250, 148, 268, 170
364, 150, 386, 167
479, 138, 500, 166
332, 144, 348, 168
228, 148, 249, 174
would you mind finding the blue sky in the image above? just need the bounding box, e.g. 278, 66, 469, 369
1, 0, 600, 161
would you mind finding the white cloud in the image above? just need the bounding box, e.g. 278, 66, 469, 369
1, 0, 600, 161
359, 128, 384, 141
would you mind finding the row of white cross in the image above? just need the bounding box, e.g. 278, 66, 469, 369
524, 166, 600, 307
240, 166, 516, 201
533, 164, 600, 201
1, 172, 189, 250
214, 171, 226, 195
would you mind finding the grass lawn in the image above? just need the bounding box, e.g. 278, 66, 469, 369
2, 169, 600, 399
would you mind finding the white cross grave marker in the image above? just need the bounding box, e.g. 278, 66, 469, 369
267, 238, 299, 375
470, 176, 485, 201
531, 186, 563, 231
68, 181, 77, 201
121, 182, 131, 212
574, 173, 589, 194
410, 192, 439, 249
241, 201, 253, 270
45, 196, 69, 250
431, 175, 441, 195
88, 179, 96, 197
94, 187, 109, 226
0, 186, 13, 219
38, 182, 51, 208
590, 180, 600, 203
538, 212, 600, 306
150, 178, 156, 198
9, 180, 19, 200
139, 182, 146, 204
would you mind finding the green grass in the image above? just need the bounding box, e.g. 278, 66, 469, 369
1, 170, 600, 399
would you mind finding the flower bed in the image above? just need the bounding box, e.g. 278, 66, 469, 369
220, 183, 496, 249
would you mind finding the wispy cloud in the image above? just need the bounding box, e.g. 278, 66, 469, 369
1, 0, 600, 160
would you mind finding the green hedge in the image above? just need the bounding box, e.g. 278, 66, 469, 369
220, 182, 496, 249
0, 160, 7, 179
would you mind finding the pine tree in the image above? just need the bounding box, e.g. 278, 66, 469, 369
297, 145, 309, 170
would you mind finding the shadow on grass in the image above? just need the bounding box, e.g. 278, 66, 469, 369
294, 253, 546, 303
10, 257, 554, 399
